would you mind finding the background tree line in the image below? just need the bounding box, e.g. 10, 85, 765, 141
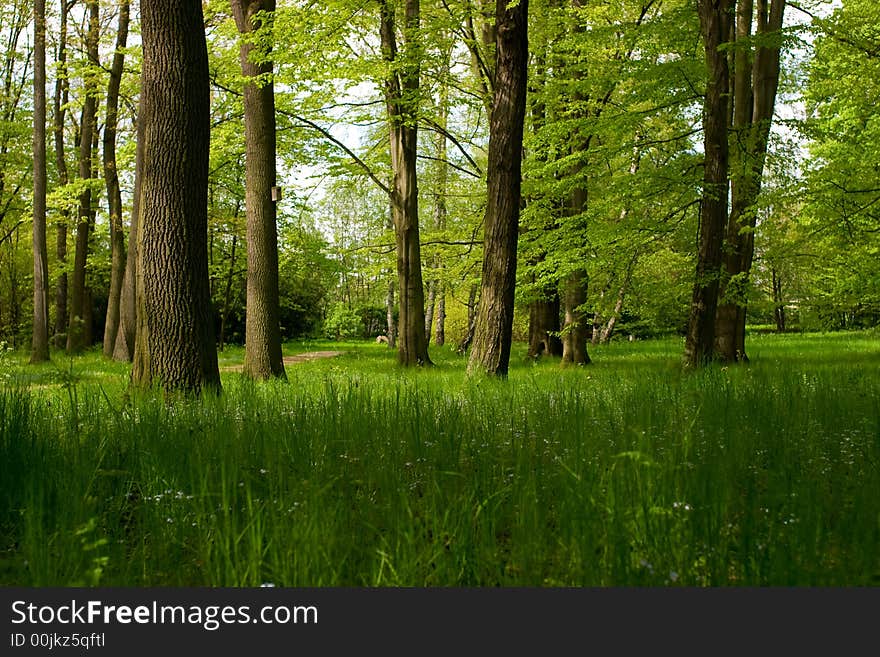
0, 0, 876, 386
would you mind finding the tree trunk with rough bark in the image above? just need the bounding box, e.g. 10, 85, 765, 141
380, 0, 431, 366
424, 280, 436, 344
714, 0, 785, 362
112, 109, 143, 362
53, 0, 70, 349
561, 270, 590, 365
527, 287, 562, 358
435, 290, 445, 346
232, 0, 286, 380
31, 0, 50, 363
468, 0, 528, 376
385, 275, 396, 347
560, 181, 591, 365
771, 268, 785, 332
66, 0, 100, 353
102, 0, 130, 358
684, 0, 733, 368
132, 0, 220, 394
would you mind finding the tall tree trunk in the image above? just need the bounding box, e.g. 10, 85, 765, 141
527, 286, 562, 358
112, 107, 143, 361
715, 0, 785, 362
31, 0, 50, 363
102, 0, 130, 357
523, 47, 560, 360
560, 178, 591, 365
53, 0, 70, 349
771, 267, 785, 332
232, 0, 285, 380
468, 0, 528, 377
385, 274, 396, 347
435, 288, 445, 346
424, 280, 436, 344
132, 0, 220, 394
561, 270, 590, 365
684, 0, 734, 368
380, 0, 431, 366
66, 0, 100, 353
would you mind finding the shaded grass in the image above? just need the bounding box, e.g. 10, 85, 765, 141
1, 331, 878, 586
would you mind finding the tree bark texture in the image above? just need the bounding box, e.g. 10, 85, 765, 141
232, 0, 286, 380
684, 0, 733, 368
435, 289, 445, 346
66, 0, 100, 353
53, 0, 70, 349
112, 108, 143, 362
561, 270, 591, 365
771, 268, 785, 332
102, 0, 130, 358
385, 274, 396, 347
424, 280, 436, 343
714, 0, 785, 362
559, 189, 591, 366
31, 0, 50, 363
132, 0, 221, 394
380, 0, 431, 366
527, 287, 562, 358
467, 0, 528, 377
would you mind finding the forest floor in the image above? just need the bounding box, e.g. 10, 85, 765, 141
1, 330, 878, 586
220, 350, 344, 372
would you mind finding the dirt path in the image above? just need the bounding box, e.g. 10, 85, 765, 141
221, 350, 344, 372
282, 350, 344, 364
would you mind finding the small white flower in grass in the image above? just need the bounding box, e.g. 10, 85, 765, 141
260, 468, 268, 475
166, 517, 173, 524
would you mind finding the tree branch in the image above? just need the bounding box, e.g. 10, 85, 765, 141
278, 108, 391, 197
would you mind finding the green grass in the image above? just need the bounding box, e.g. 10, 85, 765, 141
1, 331, 878, 586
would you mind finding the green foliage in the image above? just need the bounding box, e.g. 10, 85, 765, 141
518, 0, 701, 337
323, 304, 362, 340
278, 220, 336, 338
798, 0, 880, 326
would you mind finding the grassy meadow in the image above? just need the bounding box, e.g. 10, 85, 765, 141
1, 331, 878, 586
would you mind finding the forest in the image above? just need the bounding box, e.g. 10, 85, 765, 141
0, 0, 878, 586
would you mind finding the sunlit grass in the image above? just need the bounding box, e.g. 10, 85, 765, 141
1, 331, 878, 586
